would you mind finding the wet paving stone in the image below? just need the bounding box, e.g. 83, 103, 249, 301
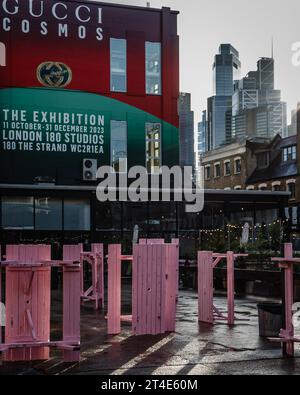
1, 289, 300, 375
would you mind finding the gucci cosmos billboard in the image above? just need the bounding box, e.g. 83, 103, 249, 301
0, 0, 179, 185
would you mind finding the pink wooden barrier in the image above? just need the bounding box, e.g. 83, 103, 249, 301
107, 245, 122, 335
107, 240, 179, 336
63, 244, 83, 263
198, 251, 248, 326
270, 243, 300, 357
4, 245, 51, 361
80, 244, 104, 310
62, 264, 81, 362
0, 244, 81, 362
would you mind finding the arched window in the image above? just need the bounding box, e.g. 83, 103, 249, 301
259, 183, 267, 191
272, 182, 281, 192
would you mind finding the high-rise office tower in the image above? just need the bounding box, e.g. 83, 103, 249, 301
232, 57, 287, 139
213, 44, 241, 96
179, 92, 195, 167
288, 109, 298, 136
198, 110, 207, 154
196, 111, 207, 186
207, 44, 241, 149
257, 57, 274, 91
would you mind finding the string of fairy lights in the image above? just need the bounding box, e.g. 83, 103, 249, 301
15, 220, 290, 243
199, 219, 289, 234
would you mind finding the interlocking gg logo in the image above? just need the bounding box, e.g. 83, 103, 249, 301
37, 61, 72, 88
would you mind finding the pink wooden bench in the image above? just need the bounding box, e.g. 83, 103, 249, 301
107, 240, 179, 336
198, 251, 248, 326
0, 244, 81, 362
269, 243, 300, 357
80, 244, 104, 310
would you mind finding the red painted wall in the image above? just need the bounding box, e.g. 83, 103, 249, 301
0, 0, 179, 127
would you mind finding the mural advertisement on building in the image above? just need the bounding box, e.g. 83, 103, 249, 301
0, 0, 180, 185
1, 107, 105, 155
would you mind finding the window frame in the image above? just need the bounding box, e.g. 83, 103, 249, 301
234, 158, 242, 174
110, 120, 128, 173
214, 163, 221, 178
205, 165, 211, 180
145, 41, 162, 96
110, 38, 127, 93
224, 160, 231, 176
145, 122, 162, 174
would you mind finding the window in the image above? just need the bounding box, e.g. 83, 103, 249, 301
214, 163, 221, 178
146, 42, 161, 95
272, 182, 281, 192
283, 145, 297, 162
205, 166, 211, 180
2, 196, 34, 229
259, 184, 267, 191
257, 152, 269, 169
110, 38, 127, 93
287, 182, 296, 200
234, 158, 242, 174
0, 42, 6, 66
35, 197, 62, 230
224, 161, 231, 176
64, 198, 91, 231
111, 121, 127, 172
146, 123, 161, 173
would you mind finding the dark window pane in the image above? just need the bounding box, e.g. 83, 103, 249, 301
64, 198, 90, 231
35, 197, 62, 230
96, 202, 121, 231
2, 196, 34, 230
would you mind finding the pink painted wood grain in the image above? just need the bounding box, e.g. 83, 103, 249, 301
107, 245, 121, 335
4, 245, 51, 361
62, 264, 81, 362
198, 251, 214, 324
284, 243, 294, 357
227, 251, 235, 326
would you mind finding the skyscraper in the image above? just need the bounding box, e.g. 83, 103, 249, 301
232, 57, 287, 139
198, 110, 207, 154
288, 109, 298, 136
257, 57, 274, 91
207, 44, 241, 149
213, 44, 241, 96
179, 92, 195, 167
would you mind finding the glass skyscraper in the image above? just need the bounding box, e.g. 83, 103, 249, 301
207, 44, 241, 149
179, 92, 195, 167
232, 57, 287, 139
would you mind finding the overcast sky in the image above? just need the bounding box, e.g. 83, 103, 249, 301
92, 0, 300, 125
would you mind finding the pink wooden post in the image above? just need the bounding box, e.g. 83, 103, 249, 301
92, 243, 104, 310
80, 244, 104, 310
270, 243, 300, 357
165, 243, 179, 332
62, 264, 81, 362
227, 251, 235, 326
283, 243, 294, 357
63, 244, 83, 301
4, 245, 51, 361
107, 245, 121, 335
198, 251, 214, 324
